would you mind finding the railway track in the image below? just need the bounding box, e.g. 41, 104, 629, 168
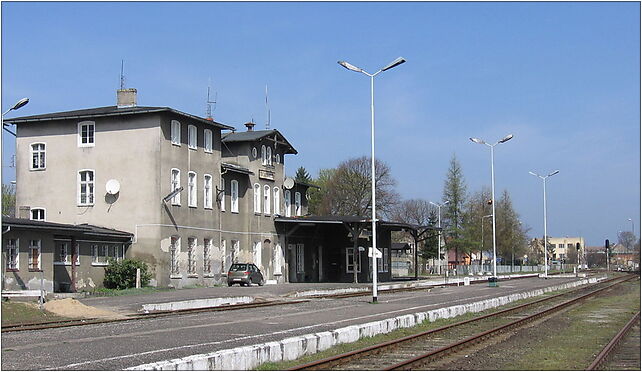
587, 310, 641, 371
1, 298, 309, 333
289, 275, 633, 371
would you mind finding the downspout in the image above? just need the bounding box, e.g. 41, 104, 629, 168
1, 226, 9, 291
219, 168, 227, 278
71, 236, 77, 293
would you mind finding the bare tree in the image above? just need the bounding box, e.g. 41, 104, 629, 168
2, 184, 15, 217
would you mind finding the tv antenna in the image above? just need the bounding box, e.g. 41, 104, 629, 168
206, 80, 217, 120
120, 60, 125, 90
265, 84, 271, 130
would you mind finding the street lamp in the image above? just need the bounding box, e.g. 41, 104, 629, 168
628, 218, 634, 237
469, 134, 513, 279
430, 200, 449, 275
529, 169, 559, 277
339, 57, 406, 303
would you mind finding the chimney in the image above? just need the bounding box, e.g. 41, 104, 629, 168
18, 206, 31, 219
244, 122, 256, 131
117, 88, 137, 108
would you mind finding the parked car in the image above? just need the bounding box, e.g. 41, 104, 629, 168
227, 263, 265, 287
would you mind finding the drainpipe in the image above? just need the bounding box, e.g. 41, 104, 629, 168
70, 236, 77, 292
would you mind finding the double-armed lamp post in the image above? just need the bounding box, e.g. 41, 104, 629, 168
338, 57, 406, 303
469, 134, 513, 279
430, 201, 449, 274
529, 170, 559, 277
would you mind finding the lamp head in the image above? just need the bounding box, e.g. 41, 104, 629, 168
381, 57, 406, 72
470, 137, 485, 145
498, 134, 514, 143
11, 98, 29, 111
444, 200, 450, 205
338, 61, 363, 73
528, 171, 539, 177
548, 170, 560, 177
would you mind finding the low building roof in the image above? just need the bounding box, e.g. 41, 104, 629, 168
221, 162, 253, 175
2, 217, 132, 241
222, 129, 297, 154
3, 105, 234, 130
274, 215, 426, 232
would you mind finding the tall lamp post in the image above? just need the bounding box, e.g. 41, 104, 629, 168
338, 57, 406, 303
430, 201, 449, 275
529, 170, 559, 277
480, 214, 492, 267
470, 134, 513, 279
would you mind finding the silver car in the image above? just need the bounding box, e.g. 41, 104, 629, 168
227, 263, 265, 287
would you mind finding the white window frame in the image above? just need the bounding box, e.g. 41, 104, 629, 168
188, 171, 197, 207
377, 247, 389, 273
273, 187, 280, 215
171, 120, 181, 145
261, 145, 267, 165
204, 174, 213, 209
220, 177, 226, 212
28, 240, 41, 271
171, 168, 181, 206
254, 241, 262, 267
252, 147, 258, 159
188, 125, 197, 150
284, 190, 291, 217
275, 153, 280, 164
78, 169, 95, 206
30, 208, 46, 221
231, 180, 239, 213
203, 238, 212, 275
266, 147, 272, 166
346, 247, 362, 273
232, 240, 240, 263
295, 191, 302, 216
6, 238, 18, 271
54, 241, 69, 265
170, 236, 180, 276
296, 243, 304, 273
264, 185, 271, 215
204, 129, 213, 153
30, 142, 46, 170
187, 237, 196, 275
78, 121, 95, 147
253, 183, 261, 214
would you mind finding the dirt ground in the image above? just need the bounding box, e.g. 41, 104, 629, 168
43, 298, 126, 319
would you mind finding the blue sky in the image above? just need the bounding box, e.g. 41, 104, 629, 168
2, 2, 640, 246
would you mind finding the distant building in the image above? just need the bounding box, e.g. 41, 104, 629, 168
547, 237, 585, 264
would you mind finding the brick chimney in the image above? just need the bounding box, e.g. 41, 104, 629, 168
117, 88, 137, 108
244, 122, 256, 131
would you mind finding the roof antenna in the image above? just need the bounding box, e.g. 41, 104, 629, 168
120, 60, 125, 90
206, 78, 217, 120
265, 84, 271, 130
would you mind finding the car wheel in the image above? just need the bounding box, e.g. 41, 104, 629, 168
228, 282, 232, 287
248, 278, 253, 286
258, 278, 264, 286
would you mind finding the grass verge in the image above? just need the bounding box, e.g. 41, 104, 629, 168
87, 286, 175, 297
1, 301, 72, 325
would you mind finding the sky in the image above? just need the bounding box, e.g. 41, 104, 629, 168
1, 2, 640, 247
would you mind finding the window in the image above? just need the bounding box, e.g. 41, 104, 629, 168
92, 244, 122, 265
30, 208, 45, 221
254, 242, 262, 267
204, 174, 212, 209
188, 171, 197, 207
377, 247, 389, 273
346, 247, 361, 273
284, 190, 291, 217
187, 237, 196, 275
203, 238, 212, 275
296, 243, 304, 273
28, 240, 41, 271
171, 169, 181, 205
220, 178, 226, 212
275, 153, 280, 164
78, 170, 95, 206
31, 143, 46, 170
253, 183, 261, 214
252, 147, 258, 159
273, 188, 280, 215
567, 243, 573, 249
261, 145, 267, 165
6, 239, 18, 270
264, 185, 271, 215
204, 129, 213, 153
266, 147, 272, 166
188, 125, 197, 149
231, 240, 240, 263
56, 242, 68, 264
171, 120, 181, 145
295, 192, 302, 216
231, 180, 239, 213
558, 244, 565, 249
170, 236, 180, 276
78, 121, 95, 147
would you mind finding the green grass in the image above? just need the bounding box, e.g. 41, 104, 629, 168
256, 288, 568, 370
1, 301, 72, 325
87, 286, 175, 297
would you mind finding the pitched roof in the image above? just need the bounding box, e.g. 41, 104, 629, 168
3, 105, 234, 130
222, 129, 297, 154
2, 217, 132, 240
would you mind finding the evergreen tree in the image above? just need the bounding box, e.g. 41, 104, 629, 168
442, 154, 471, 264
420, 209, 439, 260
294, 166, 312, 183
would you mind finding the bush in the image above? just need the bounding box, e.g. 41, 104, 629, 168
103, 259, 152, 290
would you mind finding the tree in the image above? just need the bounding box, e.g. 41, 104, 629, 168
295, 166, 312, 183
442, 154, 470, 265
307, 168, 335, 215
390, 199, 438, 261
495, 189, 529, 267
618, 231, 637, 250
461, 187, 492, 265
321, 156, 399, 218
2, 184, 15, 217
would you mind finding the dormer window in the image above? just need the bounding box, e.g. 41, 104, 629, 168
78, 121, 95, 147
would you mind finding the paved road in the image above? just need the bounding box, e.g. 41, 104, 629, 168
1, 277, 579, 370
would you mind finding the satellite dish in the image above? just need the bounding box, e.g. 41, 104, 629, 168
283, 177, 295, 190
106, 179, 121, 194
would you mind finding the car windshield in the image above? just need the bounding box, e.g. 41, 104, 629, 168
229, 264, 248, 271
